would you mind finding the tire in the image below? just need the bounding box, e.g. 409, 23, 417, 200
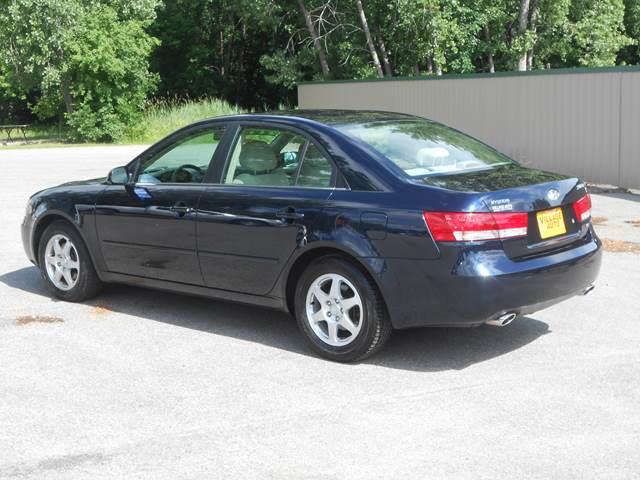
294, 256, 392, 362
38, 220, 102, 302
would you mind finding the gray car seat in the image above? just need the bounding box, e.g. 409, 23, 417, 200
233, 142, 290, 186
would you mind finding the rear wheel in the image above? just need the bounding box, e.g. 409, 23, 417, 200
38, 220, 102, 302
294, 256, 391, 362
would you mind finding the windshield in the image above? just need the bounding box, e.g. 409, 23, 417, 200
338, 119, 513, 177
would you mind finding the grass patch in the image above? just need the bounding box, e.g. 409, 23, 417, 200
122, 97, 244, 144
1, 97, 244, 149
1, 140, 123, 150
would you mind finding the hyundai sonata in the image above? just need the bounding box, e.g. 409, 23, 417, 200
22, 111, 602, 361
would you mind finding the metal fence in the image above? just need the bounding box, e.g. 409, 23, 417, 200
298, 66, 640, 189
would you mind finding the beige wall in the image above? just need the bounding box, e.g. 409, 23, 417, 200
298, 69, 640, 188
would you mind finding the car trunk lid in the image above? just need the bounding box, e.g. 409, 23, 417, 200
419, 163, 591, 259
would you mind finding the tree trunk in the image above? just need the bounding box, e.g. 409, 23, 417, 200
517, 54, 527, 72
61, 76, 74, 115
433, 58, 442, 76
355, 0, 384, 77
517, 0, 530, 71
526, 0, 539, 70
488, 54, 495, 73
378, 39, 393, 76
55, 47, 73, 115
483, 26, 495, 73
297, 0, 330, 78
219, 31, 225, 77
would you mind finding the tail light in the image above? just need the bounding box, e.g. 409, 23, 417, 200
572, 194, 591, 223
423, 211, 528, 242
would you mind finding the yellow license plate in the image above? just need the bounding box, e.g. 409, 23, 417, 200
536, 208, 566, 239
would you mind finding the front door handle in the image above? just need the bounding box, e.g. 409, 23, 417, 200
277, 208, 304, 221
170, 202, 194, 215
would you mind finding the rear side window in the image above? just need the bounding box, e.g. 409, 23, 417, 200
223, 126, 335, 188
338, 119, 513, 177
296, 143, 333, 188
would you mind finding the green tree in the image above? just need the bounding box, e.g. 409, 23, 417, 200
0, 0, 159, 141
569, 0, 632, 66
2, 0, 639, 135
0, 0, 84, 117
64, 5, 159, 140
152, 0, 293, 108
473, 0, 632, 71
620, 0, 640, 63
359, 0, 481, 76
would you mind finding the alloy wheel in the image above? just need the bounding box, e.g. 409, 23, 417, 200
44, 234, 80, 291
305, 273, 363, 347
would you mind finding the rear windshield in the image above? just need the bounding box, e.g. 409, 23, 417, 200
337, 119, 513, 177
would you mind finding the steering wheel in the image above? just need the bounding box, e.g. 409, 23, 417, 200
171, 164, 203, 183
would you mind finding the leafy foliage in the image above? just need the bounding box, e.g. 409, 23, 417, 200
569, 0, 632, 66
620, 0, 640, 63
63, 5, 159, 141
0, 0, 639, 142
0, 0, 159, 141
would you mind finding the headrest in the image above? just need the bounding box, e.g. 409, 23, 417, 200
239, 142, 278, 171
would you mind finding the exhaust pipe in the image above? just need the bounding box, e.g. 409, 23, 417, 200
485, 312, 517, 327
582, 284, 595, 296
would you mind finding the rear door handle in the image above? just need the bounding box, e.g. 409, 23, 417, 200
277, 208, 304, 221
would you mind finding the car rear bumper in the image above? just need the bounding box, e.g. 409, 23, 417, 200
369, 227, 602, 329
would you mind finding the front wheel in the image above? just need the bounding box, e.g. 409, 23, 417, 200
294, 256, 392, 362
38, 220, 102, 302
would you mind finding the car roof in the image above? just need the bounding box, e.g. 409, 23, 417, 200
208, 109, 421, 128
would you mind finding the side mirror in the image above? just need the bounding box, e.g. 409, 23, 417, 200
107, 166, 130, 185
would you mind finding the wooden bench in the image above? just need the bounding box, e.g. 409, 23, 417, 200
0, 124, 30, 142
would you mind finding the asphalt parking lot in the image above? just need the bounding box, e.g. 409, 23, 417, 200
1, 146, 639, 479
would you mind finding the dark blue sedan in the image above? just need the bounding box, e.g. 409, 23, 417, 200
21, 111, 602, 361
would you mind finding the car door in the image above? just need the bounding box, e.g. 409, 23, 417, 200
197, 123, 339, 295
94, 124, 227, 285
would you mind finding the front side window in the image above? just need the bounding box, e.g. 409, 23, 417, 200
137, 127, 225, 184
338, 119, 513, 177
223, 126, 335, 188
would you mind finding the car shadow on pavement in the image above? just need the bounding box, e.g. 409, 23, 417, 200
372, 320, 549, 371
1, 266, 550, 372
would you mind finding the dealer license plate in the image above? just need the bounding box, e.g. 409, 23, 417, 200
536, 208, 566, 239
